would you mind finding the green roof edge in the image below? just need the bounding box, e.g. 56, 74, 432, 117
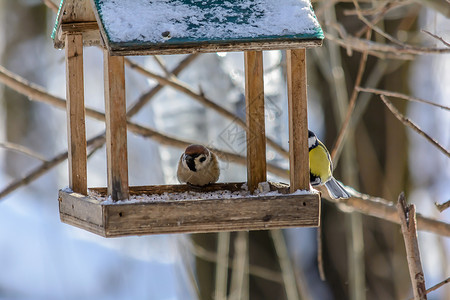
92, 0, 324, 47
51, 0, 65, 40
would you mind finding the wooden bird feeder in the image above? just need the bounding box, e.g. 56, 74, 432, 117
53, 0, 324, 237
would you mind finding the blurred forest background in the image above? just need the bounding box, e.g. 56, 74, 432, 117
0, 0, 449, 299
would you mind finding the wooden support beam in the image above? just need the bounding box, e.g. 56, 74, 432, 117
65, 33, 87, 195
244, 51, 267, 193
61, 21, 99, 33
104, 50, 129, 201
287, 49, 309, 192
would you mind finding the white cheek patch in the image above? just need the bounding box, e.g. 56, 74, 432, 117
308, 136, 316, 148
196, 155, 210, 170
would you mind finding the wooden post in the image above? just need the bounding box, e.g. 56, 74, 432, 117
65, 33, 87, 195
244, 51, 267, 193
104, 50, 129, 201
287, 49, 309, 192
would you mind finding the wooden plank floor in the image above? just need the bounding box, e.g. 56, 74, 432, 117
59, 182, 320, 237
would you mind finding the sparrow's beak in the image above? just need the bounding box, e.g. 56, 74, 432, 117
184, 154, 196, 171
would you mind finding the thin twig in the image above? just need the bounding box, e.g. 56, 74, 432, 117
124, 58, 290, 159
187, 237, 284, 284
152, 55, 173, 78
331, 41, 369, 164
317, 227, 326, 281
422, 29, 450, 47
397, 192, 427, 300
0, 133, 105, 200
380, 95, 450, 158
316, 185, 450, 237
325, 33, 450, 57
357, 87, 450, 111
407, 277, 450, 300
0, 152, 66, 200
126, 54, 199, 117
435, 200, 450, 213
177, 237, 202, 300
270, 230, 300, 300
354, 1, 417, 38
352, 0, 415, 48
0, 63, 289, 178
0, 142, 48, 162
2, 54, 450, 241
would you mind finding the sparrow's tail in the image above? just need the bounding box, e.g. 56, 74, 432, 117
325, 177, 350, 199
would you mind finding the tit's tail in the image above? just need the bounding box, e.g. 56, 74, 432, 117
324, 177, 350, 199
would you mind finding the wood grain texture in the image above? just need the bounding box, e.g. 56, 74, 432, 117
61, 21, 99, 33
244, 51, 267, 193
104, 194, 319, 236
57, 21, 101, 48
104, 50, 129, 201
59, 190, 105, 236
105, 39, 323, 56
54, 0, 97, 48
287, 49, 309, 192
58, 183, 320, 237
65, 33, 87, 195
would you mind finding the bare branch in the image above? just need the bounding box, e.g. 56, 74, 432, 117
124, 58, 290, 159
407, 277, 450, 300
331, 43, 369, 164
215, 232, 230, 300
0, 141, 47, 162
357, 87, 450, 111
188, 234, 284, 284
352, 0, 409, 48
229, 231, 249, 300
0, 134, 105, 200
317, 228, 326, 281
270, 229, 300, 300
316, 185, 450, 237
397, 192, 427, 300
325, 33, 450, 57
422, 29, 450, 47
152, 55, 172, 78
2, 64, 450, 239
0, 64, 288, 197
0, 151, 66, 200
0, 65, 105, 121
126, 54, 199, 117
380, 95, 450, 158
435, 200, 450, 213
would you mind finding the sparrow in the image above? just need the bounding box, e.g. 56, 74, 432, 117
177, 144, 220, 186
308, 130, 350, 199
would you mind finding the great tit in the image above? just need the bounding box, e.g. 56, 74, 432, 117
177, 144, 220, 186
308, 130, 350, 199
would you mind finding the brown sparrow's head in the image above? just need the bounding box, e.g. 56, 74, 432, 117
182, 144, 212, 172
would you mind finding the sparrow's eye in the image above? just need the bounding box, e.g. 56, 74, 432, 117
199, 156, 206, 163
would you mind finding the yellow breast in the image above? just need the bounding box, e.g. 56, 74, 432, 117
309, 143, 332, 183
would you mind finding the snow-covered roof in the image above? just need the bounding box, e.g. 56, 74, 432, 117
91, 0, 323, 55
